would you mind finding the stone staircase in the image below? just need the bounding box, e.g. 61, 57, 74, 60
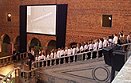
0, 74, 5, 81
0, 74, 6, 82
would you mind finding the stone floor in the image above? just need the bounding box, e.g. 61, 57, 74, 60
39, 58, 112, 83
0, 57, 114, 83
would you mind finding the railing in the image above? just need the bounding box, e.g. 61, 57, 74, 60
0, 52, 28, 67
116, 43, 131, 61
1, 43, 131, 83
32, 49, 103, 68
0, 43, 131, 68
20, 68, 37, 83
0, 56, 12, 66
32, 43, 131, 69
0, 67, 20, 83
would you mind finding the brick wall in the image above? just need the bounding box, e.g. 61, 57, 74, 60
0, 0, 131, 49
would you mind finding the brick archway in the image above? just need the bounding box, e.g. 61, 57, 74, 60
29, 37, 41, 55
46, 40, 56, 54
14, 36, 20, 51
1, 34, 11, 56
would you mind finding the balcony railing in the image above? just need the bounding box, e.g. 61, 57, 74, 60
0, 52, 28, 67
1, 43, 131, 83
32, 43, 131, 69
32, 49, 103, 68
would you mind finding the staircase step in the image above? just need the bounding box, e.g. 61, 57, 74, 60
0, 74, 11, 81
0, 77, 3, 80
0, 74, 5, 81
0, 74, 5, 77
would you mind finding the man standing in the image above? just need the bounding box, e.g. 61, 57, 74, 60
127, 32, 131, 43
28, 50, 35, 70
113, 34, 118, 45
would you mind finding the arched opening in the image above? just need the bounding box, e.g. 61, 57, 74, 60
14, 36, 20, 52
46, 40, 56, 54
3, 34, 10, 44
1, 34, 11, 57
29, 38, 41, 55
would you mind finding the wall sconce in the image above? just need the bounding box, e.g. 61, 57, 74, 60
7, 13, 11, 22
109, 17, 112, 20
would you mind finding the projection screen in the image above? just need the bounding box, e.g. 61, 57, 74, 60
27, 5, 56, 35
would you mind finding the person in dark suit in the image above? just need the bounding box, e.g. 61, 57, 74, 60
12, 48, 17, 61
28, 51, 35, 70
27, 50, 35, 78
